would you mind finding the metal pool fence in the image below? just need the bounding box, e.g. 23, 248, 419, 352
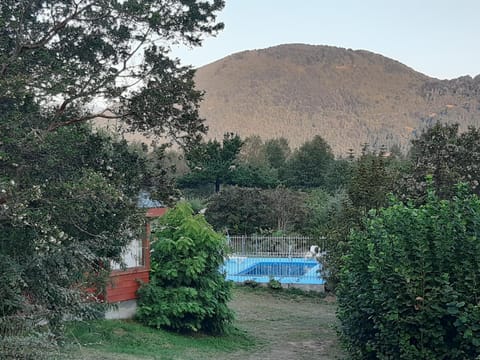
227, 235, 326, 257
224, 235, 326, 287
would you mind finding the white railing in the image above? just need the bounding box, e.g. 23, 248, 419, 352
227, 235, 326, 258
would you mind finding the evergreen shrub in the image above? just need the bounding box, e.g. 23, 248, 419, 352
137, 203, 234, 334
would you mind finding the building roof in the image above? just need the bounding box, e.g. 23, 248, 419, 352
146, 207, 168, 218
137, 191, 164, 209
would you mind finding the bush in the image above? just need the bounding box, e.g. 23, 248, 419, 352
137, 203, 234, 334
337, 184, 480, 359
267, 278, 282, 290
0, 314, 59, 359
185, 197, 207, 213
243, 280, 260, 288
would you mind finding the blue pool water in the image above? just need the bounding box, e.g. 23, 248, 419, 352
223, 257, 324, 285
238, 261, 315, 276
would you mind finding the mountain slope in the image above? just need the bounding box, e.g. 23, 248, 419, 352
195, 44, 480, 155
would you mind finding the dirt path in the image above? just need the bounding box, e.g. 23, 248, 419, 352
227, 288, 343, 360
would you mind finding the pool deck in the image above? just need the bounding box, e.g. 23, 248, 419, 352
223, 256, 325, 285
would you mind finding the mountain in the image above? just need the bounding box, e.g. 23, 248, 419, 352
194, 44, 480, 156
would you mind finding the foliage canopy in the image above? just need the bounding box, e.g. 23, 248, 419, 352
1, 0, 224, 143
205, 186, 275, 234
179, 133, 243, 192
337, 183, 480, 359
281, 135, 334, 188
401, 123, 480, 201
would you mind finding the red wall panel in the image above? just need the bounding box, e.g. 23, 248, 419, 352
106, 268, 149, 303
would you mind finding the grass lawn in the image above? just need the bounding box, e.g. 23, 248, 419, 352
63, 286, 343, 359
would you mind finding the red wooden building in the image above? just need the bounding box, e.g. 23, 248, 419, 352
106, 206, 167, 306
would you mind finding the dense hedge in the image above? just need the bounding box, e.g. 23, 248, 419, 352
337, 184, 480, 359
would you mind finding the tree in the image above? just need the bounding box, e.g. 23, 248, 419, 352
321, 149, 399, 291
0, 0, 225, 349
0, 0, 224, 143
347, 151, 394, 212
317, 191, 361, 291
264, 186, 307, 233
142, 146, 188, 206
337, 183, 480, 359
205, 187, 275, 234
264, 137, 291, 171
229, 164, 279, 189
179, 133, 243, 192
229, 135, 280, 188
323, 158, 354, 193
0, 123, 148, 334
281, 135, 334, 188
399, 123, 480, 201
137, 203, 233, 334
237, 135, 267, 167
303, 188, 346, 238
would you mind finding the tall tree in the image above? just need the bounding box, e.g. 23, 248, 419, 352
264, 137, 291, 170
281, 135, 334, 188
323, 158, 354, 193
0, 0, 224, 143
323, 148, 398, 291
180, 133, 243, 192
205, 187, 275, 234
264, 186, 307, 233
1, 123, 148, 327
237, 135, 267, 167
399, 123, 480, 201
232, 135, 279, 189
348, 151, 394, 212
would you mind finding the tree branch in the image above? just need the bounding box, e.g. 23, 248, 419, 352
1, 0, 93, 76
47, 110, 128, 132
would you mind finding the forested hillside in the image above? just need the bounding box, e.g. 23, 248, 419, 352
195, 44, 480, 155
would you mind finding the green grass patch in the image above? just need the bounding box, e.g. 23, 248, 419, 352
62, 287, 341, 359
64, 319, 254, 360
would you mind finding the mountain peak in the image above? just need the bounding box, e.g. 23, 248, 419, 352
195, 44, 480, 155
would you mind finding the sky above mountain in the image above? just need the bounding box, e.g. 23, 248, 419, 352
172, 0, 479, 80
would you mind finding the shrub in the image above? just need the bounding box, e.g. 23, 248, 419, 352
0, 314, 59, 359
267, 278, 282, 290
185, 197, 207, 213
337, 184, 480, 359
137, 203, 234, 334
243, 280, 260, 288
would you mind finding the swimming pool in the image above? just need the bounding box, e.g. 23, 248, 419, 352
223, 257, 324, 285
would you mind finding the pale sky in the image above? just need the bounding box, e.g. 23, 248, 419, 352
172, 0, 480, 80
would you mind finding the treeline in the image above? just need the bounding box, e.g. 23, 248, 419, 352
168, 134, 389, 236
176, 133, 345, 193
